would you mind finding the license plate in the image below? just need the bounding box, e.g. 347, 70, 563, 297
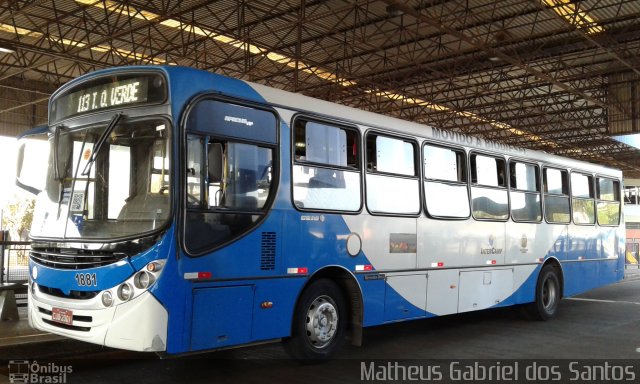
51, 307, 73, 325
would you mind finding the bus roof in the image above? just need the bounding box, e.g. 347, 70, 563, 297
51, 65, 621, 179
248, 80, 621, 179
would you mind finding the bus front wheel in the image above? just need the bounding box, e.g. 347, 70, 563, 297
284, 279, 347, 362
527, 265, 561, 321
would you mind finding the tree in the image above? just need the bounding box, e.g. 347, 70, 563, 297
2, 195, 36, 242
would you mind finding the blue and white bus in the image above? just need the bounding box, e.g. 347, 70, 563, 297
18, 66, 624, 360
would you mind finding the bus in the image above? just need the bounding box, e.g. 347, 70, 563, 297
17, 66, 624, 360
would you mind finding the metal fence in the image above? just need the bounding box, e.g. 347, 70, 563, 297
1, 240, 30, 284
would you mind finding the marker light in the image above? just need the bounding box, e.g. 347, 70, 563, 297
117, 283, 133, 301
32, 266, 38, 280
102, 291, 113, 307
147, 262, 163, 273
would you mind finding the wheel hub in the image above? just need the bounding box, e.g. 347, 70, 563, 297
305, 296, 338, 349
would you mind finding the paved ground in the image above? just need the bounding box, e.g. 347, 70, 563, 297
1, 268, 639, 383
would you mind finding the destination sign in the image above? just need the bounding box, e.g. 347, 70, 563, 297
76, 79, 146, 113
51, 73, 166, 122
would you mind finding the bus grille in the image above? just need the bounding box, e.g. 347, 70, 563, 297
38, 285, 99, 300
30, 248, 127, 270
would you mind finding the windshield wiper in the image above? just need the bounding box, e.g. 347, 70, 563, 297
81, 112, 122, 177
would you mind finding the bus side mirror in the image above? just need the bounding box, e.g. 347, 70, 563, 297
15, 126, 49, 195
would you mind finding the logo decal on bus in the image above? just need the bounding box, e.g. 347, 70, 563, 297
389, 233, 417, 253
481, 234, 503, 255
520, 234, 529, 253
224, 115, 254, 126
301, 215, 325, 222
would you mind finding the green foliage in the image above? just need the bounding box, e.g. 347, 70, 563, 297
2, 195, 36, 241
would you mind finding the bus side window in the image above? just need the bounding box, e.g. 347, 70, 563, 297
509, 161, 541, 222
365, 133, 420, 215
543, 168, 570, 224
292, 118, 361, 212
207, 142, 223, 207
186, 135, 203, 207
423, 144, 470, 219
571, 172, 595, 225
150, 134, 170, 194
596, 177, 621, 225
470, 153, 508, 221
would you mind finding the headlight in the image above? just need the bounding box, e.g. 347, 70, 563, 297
117, 283, 133, 301
134, 271, 155, 289
102, 291, 113, 307
31, 266, 38, 280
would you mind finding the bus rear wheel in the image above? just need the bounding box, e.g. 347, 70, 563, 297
526, 265, 561, 321
284, 279, 346, 362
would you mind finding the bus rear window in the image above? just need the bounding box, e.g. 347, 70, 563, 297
597, 178, 620, 226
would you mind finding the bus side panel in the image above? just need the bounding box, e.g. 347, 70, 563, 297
616, 224, 626, 282
418, 219, 506, 269
356, 275, 386, 327
506, 222, 565, 264
250, 278, 308, 340
562, 261, 597, 297
564, 225, 600, 296
599, 226, 623, 287
341, 215, 421, 325
191, 286, 254, 351
496, 264, 540, 307
284, 211, 388, 328
186, 278, 309, 350
384, 274, 427, 322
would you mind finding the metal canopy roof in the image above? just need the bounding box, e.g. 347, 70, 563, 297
1, 0, 640, 175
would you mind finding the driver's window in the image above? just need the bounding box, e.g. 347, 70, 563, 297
207, 142, 223, 207
186, 135, 203, 207
150, 128, 170, 193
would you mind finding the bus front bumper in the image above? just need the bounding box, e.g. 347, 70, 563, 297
28, 286, 168, 352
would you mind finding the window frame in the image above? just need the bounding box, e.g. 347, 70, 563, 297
422, 141, 470, 220
595, 175, 621, 227
290, 114, 363, 214
542, 166, 571, 224
469, 150, 509, 222
508, 159, 542, 223
570, 171, 596, 226
181, 95, 280, 257
364, 129, 421, 217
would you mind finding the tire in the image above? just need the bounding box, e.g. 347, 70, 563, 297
526, 265, 561, 321
283, 279, 347, 362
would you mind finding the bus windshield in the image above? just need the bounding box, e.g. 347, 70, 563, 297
30, 116, 171, 240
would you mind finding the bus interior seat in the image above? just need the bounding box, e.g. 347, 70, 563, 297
117, 194, 170, 221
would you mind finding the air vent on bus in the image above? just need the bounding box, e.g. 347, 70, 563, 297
38, 285, 99, 300
260, 232, 276, 271
30, 248, 128, 270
